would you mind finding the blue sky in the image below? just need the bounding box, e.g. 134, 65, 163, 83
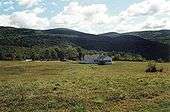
0, 0, 170, 33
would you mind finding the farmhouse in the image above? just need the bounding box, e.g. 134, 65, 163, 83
81, 55, 112, 64
25, 59, 32, 62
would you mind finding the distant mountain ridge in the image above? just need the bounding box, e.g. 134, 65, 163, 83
99, 30, 170, 45
0, 26, 169, 60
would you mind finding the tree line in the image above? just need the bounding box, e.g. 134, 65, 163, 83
0, 45, 147, 62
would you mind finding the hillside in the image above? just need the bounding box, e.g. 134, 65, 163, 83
0, 26, 170, 60
123, 30, 170, 45
100, 30, 170, 45
98, 32, 121, 37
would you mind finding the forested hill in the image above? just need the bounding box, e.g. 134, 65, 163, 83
100, 30, 170, 45
0, 26, 169, 61
124, 30, 170, 45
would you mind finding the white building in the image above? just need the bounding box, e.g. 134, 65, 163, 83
81, 55, 112, 64
25, 59, 32, 62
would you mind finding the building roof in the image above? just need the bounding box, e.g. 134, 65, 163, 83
84, 55, 111, 60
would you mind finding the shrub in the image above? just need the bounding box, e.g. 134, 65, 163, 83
98, 61, 106, 65
158, 67, 163, 73
157, 58, 164, 63
145, 61, 164, 73
145, 61, 157, 73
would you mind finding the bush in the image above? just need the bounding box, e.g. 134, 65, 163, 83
145, 61, 164, 73
157, 58, 164, 63
145, 62, 157, 73
98, 61, 106, 65
158, 67, 163, 73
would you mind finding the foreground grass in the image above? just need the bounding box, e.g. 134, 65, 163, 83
0, 61, 169, 112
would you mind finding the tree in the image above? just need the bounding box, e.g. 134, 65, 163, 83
44, 50, 52, 60
0, 52, 5, 60
51, 50, 58, 60
58, 50, 65, 61
77, 47, 84, 60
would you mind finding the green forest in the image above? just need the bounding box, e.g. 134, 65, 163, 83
0, 26, 169, 62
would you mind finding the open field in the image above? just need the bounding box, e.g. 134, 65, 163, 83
0, 61, 169, 112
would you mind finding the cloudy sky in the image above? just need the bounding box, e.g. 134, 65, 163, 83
0, 0, 170, 34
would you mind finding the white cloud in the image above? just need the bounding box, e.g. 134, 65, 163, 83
1, 0, 170, 33
50, 2, 115, 33
31, 7, 46, 14
116, 0, 170, 32
10, 11, 49, 29
120, 0, 170, 18
0, 15, 11, 26
142, 16, 169, 30
49, 0, 170, 33
0, 11, 49, 29
16, 0, 41, 7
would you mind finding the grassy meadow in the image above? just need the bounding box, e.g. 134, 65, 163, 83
0, 61, 169, 112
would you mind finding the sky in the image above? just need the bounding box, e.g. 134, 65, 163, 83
0, 0, 170, 34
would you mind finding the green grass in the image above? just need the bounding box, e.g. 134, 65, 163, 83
0, 61, 169, 112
